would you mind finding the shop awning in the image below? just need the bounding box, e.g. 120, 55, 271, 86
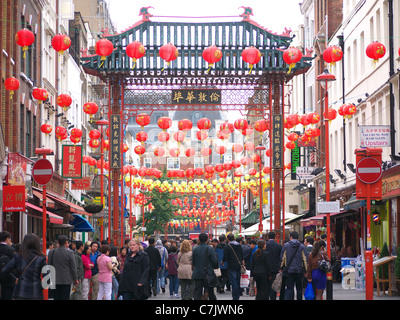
46, 192, 88, 215
300, 211, 344, 227
70, 214, 94, 232
32, 190, 55, 208
25, 202, 64, 224
240, 210, 260, 224
343, 196, 365, 211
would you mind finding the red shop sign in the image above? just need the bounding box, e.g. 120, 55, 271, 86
3, 185, 26, 212
71, 177, 91, 190
62, 145, 83, 179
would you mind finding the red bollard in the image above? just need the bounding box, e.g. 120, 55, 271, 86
365, 250, 373, 300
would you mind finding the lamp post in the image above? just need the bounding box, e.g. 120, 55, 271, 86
95, 118, 109, 242
255, 145, 266, 234
234, 170, 243, 234
316, 68, 336, 300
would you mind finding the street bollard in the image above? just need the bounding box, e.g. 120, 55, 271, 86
365, 250, 373, 300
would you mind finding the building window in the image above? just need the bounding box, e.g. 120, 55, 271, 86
144, 158, 152, 168
167, 157, 180, 170
194, 157, 203, 168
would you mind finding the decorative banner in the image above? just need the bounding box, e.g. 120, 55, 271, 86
172, 89, 222, 105
359, 125, 391, 148
272, 114, 283, 168
6, 152, 29, 186
110, 114, 121, 169
291, 132, 300, 180
71, 177, 91, 190
3, 185, 26, 212
62, 145, 82, 179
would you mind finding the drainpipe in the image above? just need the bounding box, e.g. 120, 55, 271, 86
337, 34, 347, 172
388, 0, 400, 161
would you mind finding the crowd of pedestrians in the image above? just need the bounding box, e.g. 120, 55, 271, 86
0, 229, 332, 300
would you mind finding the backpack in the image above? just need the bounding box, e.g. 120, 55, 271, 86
0, 254, 12, 282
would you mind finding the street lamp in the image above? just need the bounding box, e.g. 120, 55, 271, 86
316, 68, 336, 300
234, 170, 244, 234
95, 117, 109, 242
255, 145, 266, 234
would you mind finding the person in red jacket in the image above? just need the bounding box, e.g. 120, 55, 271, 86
81, 245, 93, 300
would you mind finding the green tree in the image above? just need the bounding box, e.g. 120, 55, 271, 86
136, 168, 180, 236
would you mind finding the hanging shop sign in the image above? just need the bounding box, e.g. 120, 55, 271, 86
272, 114, 283, 168
172, 89, 222, 105
61, 145, 82, 179
2, 185, 25, 212
110, 114, 121, 169
6, 152, 29, 186
291, 134, 300, 180
359, 125, 391, 148
71, 177, 91, 190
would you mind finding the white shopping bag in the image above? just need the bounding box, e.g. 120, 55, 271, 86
240, 270, 251, 288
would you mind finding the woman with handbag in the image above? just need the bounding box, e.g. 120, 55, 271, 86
306, 240, 330, 300
97, 245, 113, 300
1, 234, 47, 300
177, 240, 194, 300
250, 240, 272, 300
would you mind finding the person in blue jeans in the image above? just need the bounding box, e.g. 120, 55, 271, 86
167, 246, 179, 298
155, 240, 168, 293
222, 233, 244, 300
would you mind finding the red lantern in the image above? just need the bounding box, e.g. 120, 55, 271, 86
178, 119, 193, 132
231, 160, 241, 168
266, 149, 272, 157
134, 145, 146, 156
288, 132, 299, 141
40, 123, 52, 135
173, 131, 186, 143
251, 154, 260, 163
254, 119, 269, 133
205, 165, 215, 174
135, 113, 151, 128
102, 140, 109, 151
159, 43, 178, 70
71, 128, 83, 138
248, 168, 257, 176
157, 116, 172, 130
83, 102, 99, 118
307, 112, 320, 124
323, 45, 343, 69
244, 142, 255, 152
232, 144, 244, 153
241, 125, 253, 136
89, 139, 100, 149
287, 114, 301, 127
197, 118, 212, 130
214, 164, 224, 173
157, 131, 170, 142
263, 166, 270, 174
241, 47, 261, 73
215, 145, 227, 155
201, 147, 212, 157
195, 167, 204, 176
70, 136, 81, 144
220, 122, 234, 134
234, 119, 248, 131
15, 29, 35, 58
89, 129, 101, 140
169, 148, 180, 157
185, 147, 196, 157
323, 108, 337, 122
154, 146, 165, 157
240, 157, 250, 166
4, 77, 19, 99
55, 126, 67, 141
51, 34, 71, 55
196, 130, 208, 141
122, 143, 129, 153
343, 104, 357, 119
125, 41, 145, 69
186, 168, 195, 178
286, 141, 296, 150
202, 45, 223, 72
282, 47, 302, 74
57, 94, 72, 111
219, 171, 228, 179
216, 130, 229, 140
366, 41, 386, 65
95, 38, 114, 67
310, 128, 321, 138
136, 131, 148, 144
32, 88, 48, 103
300, 114, 311, 127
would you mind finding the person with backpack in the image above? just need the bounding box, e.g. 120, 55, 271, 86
0, 231, 16, 300
155, 239, 168, 294
280, 231, 308, 300
167, 246, 179, 298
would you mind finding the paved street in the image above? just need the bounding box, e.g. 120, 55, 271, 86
147, 282, 399, 301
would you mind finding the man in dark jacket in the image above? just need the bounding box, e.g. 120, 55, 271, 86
265, 231, 283, 300
222, 233, 244, 300
192, 233, 218, 300
0, 231, 16, 300
214, 235, 229, 293
280, 231, 308, 300
144, 237, 161, 297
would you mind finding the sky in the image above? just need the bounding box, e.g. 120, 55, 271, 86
107, 0, 304, 36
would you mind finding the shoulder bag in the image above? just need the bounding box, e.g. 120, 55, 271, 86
318, 252, 331, 273
15, 255, 38, 285
228, 243, 246, 274
282, 245, 301, 276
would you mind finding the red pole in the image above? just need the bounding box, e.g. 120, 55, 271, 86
42, 153, 47, 255
239, 179, 242, 234
365, 185, 373, 300
100, 124, 104, 242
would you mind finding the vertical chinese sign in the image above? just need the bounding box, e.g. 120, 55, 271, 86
272, 115, 283, 168
61, 145, 83, 179
110, 114, 121, 169
3, 185, 26, 212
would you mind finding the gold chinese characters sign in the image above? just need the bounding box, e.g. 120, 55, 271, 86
272, 115, 283, 168
62, 145, 82, 179
172, 89, 222, 105
110, 115, 121, 169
